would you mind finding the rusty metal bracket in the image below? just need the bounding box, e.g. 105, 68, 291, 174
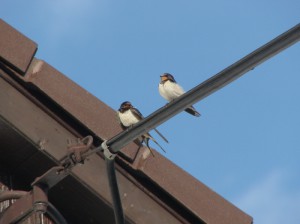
31, 166, 67, 190
0, 136, 94, 223
63, 135, 93, 168
31, 136, 94, 190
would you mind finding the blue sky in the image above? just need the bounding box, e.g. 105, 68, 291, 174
2, 1, 300, 223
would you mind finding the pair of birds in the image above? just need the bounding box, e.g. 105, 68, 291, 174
117, 73, 200, 156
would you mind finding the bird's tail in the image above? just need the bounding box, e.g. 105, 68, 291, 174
185, 106, 201, 117
143, 133, 166, 154
154, 128, 169, 143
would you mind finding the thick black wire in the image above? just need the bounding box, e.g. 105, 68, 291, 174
105, 23, 300, 153
107, 24, 300, 153
86, 23, 300, 157
106, 158, 124, 224
47, 202, 68, 224
0, 191, 67, 224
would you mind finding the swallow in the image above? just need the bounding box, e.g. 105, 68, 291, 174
117, 101, 168, 156
159, 73, 201, 117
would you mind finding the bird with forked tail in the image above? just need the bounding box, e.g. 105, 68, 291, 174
117, 101, 168, 156
158, 73, 201, 117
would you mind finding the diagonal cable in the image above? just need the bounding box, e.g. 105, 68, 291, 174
104, 23, 300, 154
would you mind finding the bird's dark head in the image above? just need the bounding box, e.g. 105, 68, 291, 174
119, 101, 133, 112
160, 73, 176, 83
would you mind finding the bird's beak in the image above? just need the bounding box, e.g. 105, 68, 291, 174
161, 76, 168, 81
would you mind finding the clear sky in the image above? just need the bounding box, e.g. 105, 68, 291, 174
2, 1, 300, 223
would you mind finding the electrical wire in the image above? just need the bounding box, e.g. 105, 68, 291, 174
105, 23, 300, 154
47, 202, 68, 224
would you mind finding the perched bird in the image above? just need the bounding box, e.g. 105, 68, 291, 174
159, 73, 201, 117
117, 101, 168, 156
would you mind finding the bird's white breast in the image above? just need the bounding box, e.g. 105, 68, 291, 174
118, 110, 140, 127
159, 81, 185, 101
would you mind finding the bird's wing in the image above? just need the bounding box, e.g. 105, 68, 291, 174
172, 83, 185, 97
132, 108, 169, 143
131, 107, 144, 120
143, 133, 166, 153
131, 107, 168, 147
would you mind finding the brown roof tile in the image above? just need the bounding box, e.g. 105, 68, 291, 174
0, 19, 37, 74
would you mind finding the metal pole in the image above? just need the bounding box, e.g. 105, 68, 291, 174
106, 159, 125, 224
105, 23, 300, 153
